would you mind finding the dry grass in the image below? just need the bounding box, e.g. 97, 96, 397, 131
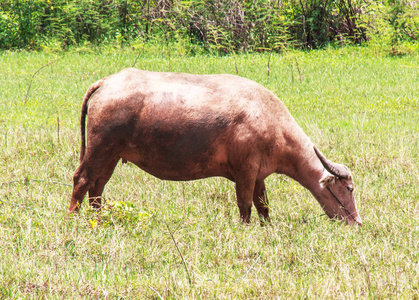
0, 46, 418, 299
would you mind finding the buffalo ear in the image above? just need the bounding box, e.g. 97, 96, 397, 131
319, 173, 336, 187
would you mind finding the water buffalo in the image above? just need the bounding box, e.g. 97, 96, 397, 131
69, 68, 362, 225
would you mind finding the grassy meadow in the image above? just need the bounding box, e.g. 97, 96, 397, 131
0, 46, 418, 298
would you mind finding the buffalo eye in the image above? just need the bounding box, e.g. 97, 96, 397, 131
347, 186, 354, 193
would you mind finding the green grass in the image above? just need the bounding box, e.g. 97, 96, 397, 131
0, 46, 418, 299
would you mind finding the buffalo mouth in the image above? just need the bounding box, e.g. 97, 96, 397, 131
328, 206, 362, 226
341, 210, 362, 226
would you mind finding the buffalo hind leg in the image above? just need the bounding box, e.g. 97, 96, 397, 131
88, 157, 120, 211
69, 162, 97, 214
253, 179, 270, 225
69, 153, 115, 214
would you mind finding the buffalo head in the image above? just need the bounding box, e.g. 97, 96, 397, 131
314, 146, 362, 226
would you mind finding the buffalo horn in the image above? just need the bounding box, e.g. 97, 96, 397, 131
313, 146, 350, 179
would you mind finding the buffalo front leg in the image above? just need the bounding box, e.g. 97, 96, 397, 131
253, 179, 270, 225
235, 174, 257, 224
88, 157, 120, 211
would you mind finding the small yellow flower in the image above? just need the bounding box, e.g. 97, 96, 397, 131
90, 219, 97, 229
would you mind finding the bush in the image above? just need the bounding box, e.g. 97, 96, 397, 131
360, 0, 419, 55
0, 0, 417, 52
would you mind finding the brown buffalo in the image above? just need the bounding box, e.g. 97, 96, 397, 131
69, 68, 362, 225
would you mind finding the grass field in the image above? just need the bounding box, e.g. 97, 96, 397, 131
0, 45, 418, 299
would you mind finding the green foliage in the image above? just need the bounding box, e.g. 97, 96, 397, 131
0, 0, 419, 54
0, 0, 129, 50
0, 0, 418, 52
360, 0, 419, 55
